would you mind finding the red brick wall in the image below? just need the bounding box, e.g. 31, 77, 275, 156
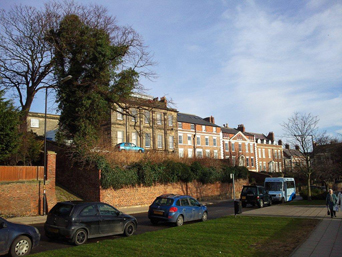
0, 152, 57, 216
56, 154, 100, 202
100, 179, 248, 208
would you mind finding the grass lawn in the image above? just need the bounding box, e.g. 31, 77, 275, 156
31, 216, 319, 257
286, 200, 325, 206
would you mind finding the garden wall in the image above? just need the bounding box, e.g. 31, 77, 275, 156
100, 179, 248, 208
0, 151, 57, 216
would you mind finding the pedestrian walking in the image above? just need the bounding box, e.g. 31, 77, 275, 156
338, 189, 342, 212
326, 189, 338, 218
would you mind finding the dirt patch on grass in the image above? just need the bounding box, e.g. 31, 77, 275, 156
254, 219, 320, 257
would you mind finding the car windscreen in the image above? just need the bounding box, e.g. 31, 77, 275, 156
265, 182, 283, 191
153, 197, 174, 206
49, 203, 73, 217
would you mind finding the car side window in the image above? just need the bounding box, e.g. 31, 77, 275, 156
181, 198, 190, 206
176, 200, 181, 206
80, 205, 97, 217
189, 198, 200, 207
98, 204, 119, 216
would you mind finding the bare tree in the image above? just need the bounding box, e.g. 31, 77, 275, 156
282, 112, 320, 200
0, 5, 55, 132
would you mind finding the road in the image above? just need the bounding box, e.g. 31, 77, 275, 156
30, 200, 246, 255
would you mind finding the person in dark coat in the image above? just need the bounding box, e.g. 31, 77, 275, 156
326, 189, 338, 218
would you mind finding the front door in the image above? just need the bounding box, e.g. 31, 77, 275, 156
77, 204, 100, 237
98, 204, 124, 235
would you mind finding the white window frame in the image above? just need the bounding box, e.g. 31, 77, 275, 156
197, 136, 201, 146
168, 115, 173, 126
214, 150, 218, 159
188, 135, 192, 145
156, 113, 162, 125
117, 107, 123, 120
169, 136, 174, 149
188, 149, 193, 158
213, 137, 217, 147
205, 136, 209, 146
144, 111, 150, 124
157, 134, 163, 149
145, 133, 151, 148
179, 134, 183, 144
132, 132, 138, 145
179, 148, 184, 158
30, 118, 39, 128
117, 131, 124, 144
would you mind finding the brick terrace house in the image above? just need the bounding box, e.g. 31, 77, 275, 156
177, 113, 221, 158
221, 124, 257, 172
250, 130, 283, 173
105, 94, 179, 153
283, 144, 306, 173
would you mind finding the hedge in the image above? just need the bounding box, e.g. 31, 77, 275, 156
98, 157, 249, 190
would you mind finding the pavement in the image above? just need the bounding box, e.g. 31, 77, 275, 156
6, 200, 342, 257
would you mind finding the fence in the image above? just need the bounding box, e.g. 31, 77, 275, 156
0, 166, 44, 182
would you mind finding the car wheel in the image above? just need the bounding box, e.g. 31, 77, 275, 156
138, 149, 142, 153
258, 200, 264, 208
201, 211, 208, 222
73, 229, 87, 246
176, 215, 184, 226
124, 222, 136, 237
150, 219, 159, 225
242, 202, 246, 208
10, 236, 32, 257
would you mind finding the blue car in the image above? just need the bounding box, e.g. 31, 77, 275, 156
0, 217, 40, 257
148, 194, 208, 226
115, 143, 145, 153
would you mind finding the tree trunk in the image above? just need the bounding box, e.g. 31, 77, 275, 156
307, 173, 312, 201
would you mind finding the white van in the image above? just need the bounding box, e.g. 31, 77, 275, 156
264, 177, 296, 203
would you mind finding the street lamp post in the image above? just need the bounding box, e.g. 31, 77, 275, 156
43, 75, 72, 215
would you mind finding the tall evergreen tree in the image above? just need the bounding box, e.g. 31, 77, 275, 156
49, 14, 139, 150
0, 90, 20, 163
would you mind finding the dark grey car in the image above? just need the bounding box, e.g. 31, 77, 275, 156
0, 217, 40, 257
44, 201, 137, 245
240, 185, 272, 208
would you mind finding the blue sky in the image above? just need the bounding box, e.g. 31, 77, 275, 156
2, 0, 342, 141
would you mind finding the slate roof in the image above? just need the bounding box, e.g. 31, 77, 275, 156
283, 149, 303, 158
177, 113, 220, 127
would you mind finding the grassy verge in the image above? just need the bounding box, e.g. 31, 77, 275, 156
286, 200, 325, 206
31, 216, 319, 257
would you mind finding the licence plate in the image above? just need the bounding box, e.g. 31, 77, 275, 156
242, 196, 246, 200
153, 210, 163, 215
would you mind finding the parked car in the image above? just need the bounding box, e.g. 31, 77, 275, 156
114, 142, 145, 153
240, 185, 272, 208
44, 201, 137, 245
148, 194, 208, 226
0, 217, 40, 257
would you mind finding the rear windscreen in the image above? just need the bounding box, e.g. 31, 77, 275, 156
242, 187, 257, 194
153, 198, 174, 206
49, 203, 73, 217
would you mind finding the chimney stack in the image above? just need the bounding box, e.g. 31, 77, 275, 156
237, 124, 245, 133
285, 144, 290, 149
267, 132, 275, 142
295, 145, 300, 151
204, 116, 215, 124
278, 140, 283, 146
